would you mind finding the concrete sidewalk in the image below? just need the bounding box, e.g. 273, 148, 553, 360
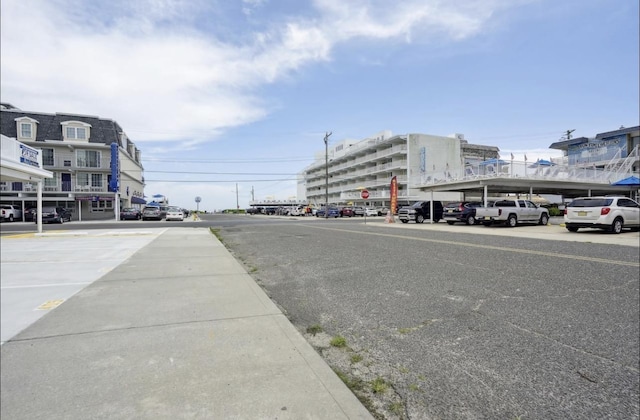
0, 228, 372, 419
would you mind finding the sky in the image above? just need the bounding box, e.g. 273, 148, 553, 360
1, 0, 638, 211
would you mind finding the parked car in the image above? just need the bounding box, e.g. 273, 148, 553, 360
339, 207, 355, 217
316, 207, 340, 218
182, 208, 190, 217
443, 201, 483, 225
24, 206, 36, 222
564, 196, 640, 234
398, 201, 443, 223
159, 206, 169, 219
376, 207, 389, 216
352, 206, 365, 217
364, 207, 378, 216
1, 204, 22, 222
165, 206, 185, 221
476, 199, 549, 227
120, 207, 141, 220
35, 206, 72, 224
142, 206, 163, 221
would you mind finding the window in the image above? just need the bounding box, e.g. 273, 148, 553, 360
76, 150, 100, 168
21, 123, 32, 138
42, 148, 54, 166
44, 174, 57, 188
66, 126, 87, 140
91, 174, 103, 188
91, 200, 113, 210
77, 173, 89, 187
64, 160, 71, 167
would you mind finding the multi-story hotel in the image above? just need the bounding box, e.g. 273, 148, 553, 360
0, 103, 145, 220
299, 130, 499, 207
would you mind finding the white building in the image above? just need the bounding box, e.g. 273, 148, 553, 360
300, 130, 499, 207
0, 103, 146, 220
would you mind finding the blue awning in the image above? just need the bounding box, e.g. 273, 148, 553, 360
131, 196, 146, 204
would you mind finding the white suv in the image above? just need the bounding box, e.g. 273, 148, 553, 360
564, 196, 640, 234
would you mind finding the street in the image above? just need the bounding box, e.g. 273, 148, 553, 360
212, 215, 639, 419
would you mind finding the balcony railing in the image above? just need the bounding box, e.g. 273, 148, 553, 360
0, 181, 109, 194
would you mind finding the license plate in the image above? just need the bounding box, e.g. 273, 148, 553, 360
448, 210, 453, 213
484, 216, 491, 220
578, 211, 587, 216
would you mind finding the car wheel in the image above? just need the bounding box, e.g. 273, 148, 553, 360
9, 215, 14, 222
539, 214, 549, 226
416, 214, 424, 223
401, 220, 408, 224
507, 214, 517, 227
566, 226, 579, 232
446, 221, 455, 225
467, 215, 476, 225
610, 218, 623, 234
59, 217, 64, 224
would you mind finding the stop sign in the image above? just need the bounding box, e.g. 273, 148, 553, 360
361, 189, 369, 199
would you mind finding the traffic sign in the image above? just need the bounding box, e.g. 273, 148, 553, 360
361, 189, 369, 199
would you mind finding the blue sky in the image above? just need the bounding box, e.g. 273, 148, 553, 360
1, 0, 638, 211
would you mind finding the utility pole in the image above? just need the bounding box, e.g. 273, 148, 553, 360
324, 131, 332, 218
236, 183, 239, 210
251, 186, 254, 202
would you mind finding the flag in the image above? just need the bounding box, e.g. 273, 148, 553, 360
524, 154, 528, 162
390, 176, 398, 215
510, 153, 514, 160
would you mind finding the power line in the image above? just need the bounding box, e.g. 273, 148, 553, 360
145, 170, 299, 175
145, 178, 297, 183
143, 157, 312, 163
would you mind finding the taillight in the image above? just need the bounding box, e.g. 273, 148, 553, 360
563, 208, 567, 215
458, 204, 464, 211
601, 207, 611, 215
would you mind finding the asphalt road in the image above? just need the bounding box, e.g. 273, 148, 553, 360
1, 214, 638, 419
209, 216, 639, 420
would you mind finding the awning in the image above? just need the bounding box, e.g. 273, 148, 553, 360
131, 196, 146, 204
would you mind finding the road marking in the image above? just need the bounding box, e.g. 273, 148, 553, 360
2, 282, 92, 289
36, 299, 64, 310
303, 225, 640, 268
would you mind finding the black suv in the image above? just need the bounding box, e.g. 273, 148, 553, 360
398, 201, 443, 223
443, 201, 483, 225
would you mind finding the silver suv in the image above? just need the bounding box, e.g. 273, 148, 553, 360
564, 196, 640, 234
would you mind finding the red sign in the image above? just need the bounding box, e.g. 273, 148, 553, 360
361, 189, 369, 199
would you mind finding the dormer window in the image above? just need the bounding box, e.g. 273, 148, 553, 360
14, 116, 39, 140
66, 126, 87, 140
61, 121, 91, 142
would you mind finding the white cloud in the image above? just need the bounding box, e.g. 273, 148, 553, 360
1, 0, 525, 146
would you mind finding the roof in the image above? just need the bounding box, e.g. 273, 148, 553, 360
548, 136, 589, 150
0, 108, 126, 146
595, 125, 640, 140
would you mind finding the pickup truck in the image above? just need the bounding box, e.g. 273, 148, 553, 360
1, 204, 22, 222
475, 199, 549, 227
398, 201, 443, 223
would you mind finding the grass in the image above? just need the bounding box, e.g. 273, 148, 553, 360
371, 377, 389, 394
408, 383, 420, 391
330, 335, 347, 348
306, 324, 323, 336
350, 354, 363, 364
388, 402, 404, 416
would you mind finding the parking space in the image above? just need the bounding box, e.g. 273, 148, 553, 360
0, 229, 166, 344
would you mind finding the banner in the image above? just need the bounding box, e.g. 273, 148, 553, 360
390, 176, 398, 214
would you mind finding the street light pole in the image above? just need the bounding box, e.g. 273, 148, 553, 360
324, 131, 332, 218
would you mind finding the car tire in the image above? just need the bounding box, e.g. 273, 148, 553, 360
446, 221, 455, 225
507, 214, 517, 227
610, 218, 623, 234
567, 226, 579, 232
466, 216, 476, 225
59, 218, 64, 224
539, 214, 549, 226
416, 214, 424, 223
401, 220, 408, 224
